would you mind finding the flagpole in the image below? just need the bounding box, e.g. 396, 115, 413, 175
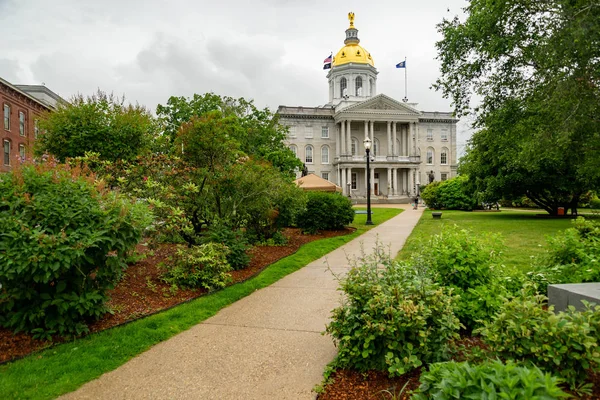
403, 57, 408, 103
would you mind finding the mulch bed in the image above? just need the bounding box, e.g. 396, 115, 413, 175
0, 227, 352, 365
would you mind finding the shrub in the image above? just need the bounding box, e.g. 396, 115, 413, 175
413, 225, 505, 331
296, 192, 354, 234
412, 360, 568, 399
420, 176, 476, 210
203, 225, 250, 270
161, 243, 232, 291
0, 163, 149, 338
477, 292, 600, 388
325, 247, 461, 376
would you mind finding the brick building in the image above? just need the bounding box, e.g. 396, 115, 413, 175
1, 77, 63, 172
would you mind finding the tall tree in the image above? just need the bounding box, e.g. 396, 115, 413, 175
37, 90, 156, 162
436, 0, 600, 214
156, 93, 302, 178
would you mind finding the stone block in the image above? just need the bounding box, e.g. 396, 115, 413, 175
548, 283, 600, 312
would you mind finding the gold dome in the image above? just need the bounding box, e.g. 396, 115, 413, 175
333, 44, 374, 67
332, 12, 375, 67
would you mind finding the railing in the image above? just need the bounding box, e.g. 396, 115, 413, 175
335, 155, 421, 163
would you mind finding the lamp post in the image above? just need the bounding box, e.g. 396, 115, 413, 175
363, 137, 373, 225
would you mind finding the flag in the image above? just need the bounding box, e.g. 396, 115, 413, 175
323, 53, 332, 70
396, 61, 406, 68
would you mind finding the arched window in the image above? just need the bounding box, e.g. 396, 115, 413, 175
355, 76, 363, 96
369, 78, 374, 96
351, 138, 359, 156
340, 77, 347, 97
373, 138, 380, 156
305, 145, 313, 163
426, 147, 434, 165
321, 145, 329, 164
289, 144, 297, 157
440, 148, 449, 165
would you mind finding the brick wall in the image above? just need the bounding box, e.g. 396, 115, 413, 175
1, 82, 50, 172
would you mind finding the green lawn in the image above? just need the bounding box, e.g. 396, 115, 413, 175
397, 210, 574, 270
0, 207, 401, 400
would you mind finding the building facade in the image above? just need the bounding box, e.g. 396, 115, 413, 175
277, 13, 458, 202
1, 77, 62, 172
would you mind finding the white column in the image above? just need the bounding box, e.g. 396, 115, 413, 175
335, 123, 340, 158
364, 167, 368, 197
393, 168, 398, 196
405, 169, 409, 194
370, 166, 375, 195
411, 123, 417, 155
392, 122, 397, 157
340, 120, 346, 156
364, 120, 369, 140
404, 125, 409, 156
387, 168, 392, 195
370, 120, 374, 139
347, 168, 352, 195
346, 120, 352, 156
386, 121, 391, 158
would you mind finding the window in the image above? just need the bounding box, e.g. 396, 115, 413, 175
289, 144, 297, 157
373, 138, 379, 157
355, 76, 362, 96
440, 148, 449, 165
426, 148, 434, 165
19, 111, 25, 136
288, 125, 296, 138
3, 140, 10, 165
19, 144, 25, 160
34, 119, 39, 138
321, 145, 329, 164
305, 145, 313, 163
351, 172, 357, 189
3, 104, 9, 130
351, 138, 358, 156
441, 129, 448, 141
321, 126, 329, 138
340, 77, 347, 97
304, 126, 313, 139
426, 129, 433, 141
374, 173, 379, 179
321, 172, 329, 181
441, 173, 448, 181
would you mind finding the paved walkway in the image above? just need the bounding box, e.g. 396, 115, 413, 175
62, 205, 424, 400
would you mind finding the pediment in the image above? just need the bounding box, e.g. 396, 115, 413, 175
340, 94, 421, 115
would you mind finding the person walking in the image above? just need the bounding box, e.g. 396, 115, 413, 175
413, 196, 419, 210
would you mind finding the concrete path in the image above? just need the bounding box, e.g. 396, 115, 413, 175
61, 205, 424, 400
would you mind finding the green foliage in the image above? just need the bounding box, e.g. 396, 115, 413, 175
37, 90, 156, 162
413, 225, 505, 331
325, 247, 461, 376
530, 217, 600, 289
420, 176, 476, 210
437, 1, 600, 215
296, 192, 354, 234
203, 225, 249, 271
477, 292, 600, 388
156, 93, 302, 177
161, 243, 232, 291
0, 163, 149, 338
412, 360, 568, 399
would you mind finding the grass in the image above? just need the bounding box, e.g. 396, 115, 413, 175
0, 207, 402, 400
396, 209, 574, 270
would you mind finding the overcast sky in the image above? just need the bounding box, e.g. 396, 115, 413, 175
1, 0, 472, 149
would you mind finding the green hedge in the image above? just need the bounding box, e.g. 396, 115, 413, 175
296, 191, 354, 233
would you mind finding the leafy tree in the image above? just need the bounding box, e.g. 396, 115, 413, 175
37, 90, 156, 162
157, 93, 302, 177
436, 0, 600, 215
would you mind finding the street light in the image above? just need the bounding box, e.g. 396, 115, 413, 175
363, 137, 373, 225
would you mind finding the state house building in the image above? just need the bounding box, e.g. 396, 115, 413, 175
277, 13, 458, 202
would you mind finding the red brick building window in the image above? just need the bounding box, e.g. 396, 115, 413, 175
3, 104, 10, 130
34, 119, 39, 138
19, 143, 26, 161
19, 111, 26, 136
3, 139, 10, 165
